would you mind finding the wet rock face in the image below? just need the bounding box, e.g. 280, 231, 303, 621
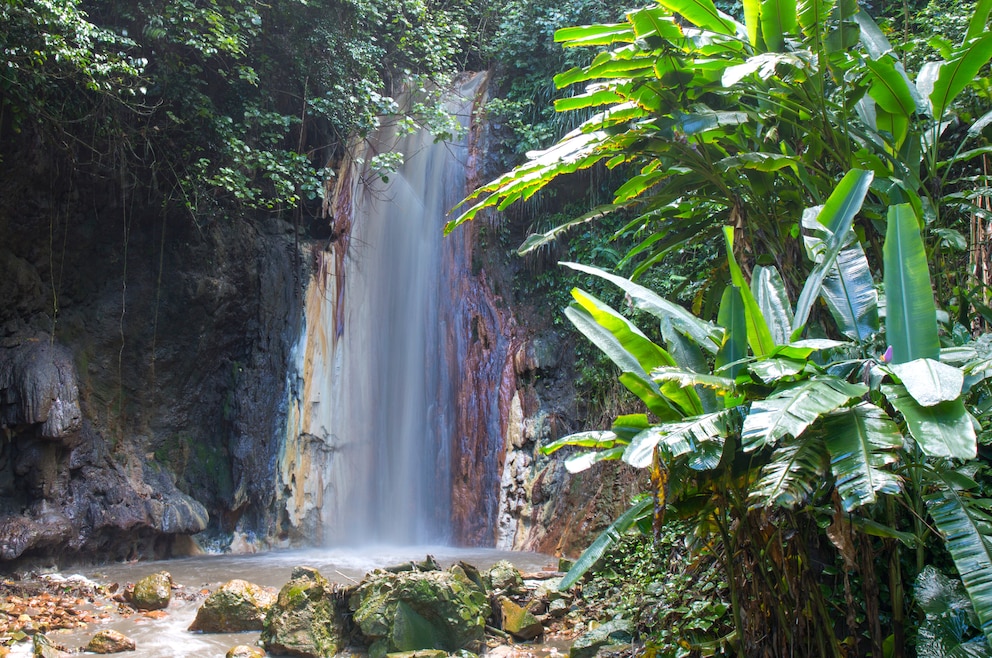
0, 154, 302, 561
0, 342, 81, 439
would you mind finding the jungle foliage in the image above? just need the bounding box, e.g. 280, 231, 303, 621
0, 0, 494, 222
454, 0, 992, 655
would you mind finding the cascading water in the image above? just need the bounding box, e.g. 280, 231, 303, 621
281, 72, 503, 545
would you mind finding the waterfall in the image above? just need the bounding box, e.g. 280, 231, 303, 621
281, 73, 496, 545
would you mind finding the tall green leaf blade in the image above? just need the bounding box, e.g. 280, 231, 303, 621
558, 497, 653, 590
882, 384, 977, 459
798, 0, 835, 37
752, 265, 793, 345
725, 226, 776, 356
742, 0, 761, 46
760, 0, 798, 52
656, 0, 739, 35
555, 23, 636, 47
820, 243, 879, 342
741, 377, 868, 451
822, 403, 902, 512
866, 55, 922, 119
966, 0, 992, 44
562, 262, 724, 353
715, 285, 748, 383
749, 434, 828, 509
618, 372, 684, 421
925, 483, 992, 646
541, 431, 617, 455
930, 34, 992, 120
884, 203, 940, 364
567, 289, 675, 374
794, 169, 874, 331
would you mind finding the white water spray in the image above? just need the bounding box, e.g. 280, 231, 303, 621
282, 74, 486, 545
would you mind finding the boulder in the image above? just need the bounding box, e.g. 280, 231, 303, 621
85, 629, 136, 653
569, 619, 634, 658
130, 572, 172, 611
351, 564, 489, 658
498, 597, 543, 640
226, 646, 265, 658
487, 561, 523, 594
189, 579, 276, 632
261, 566, 349, 658
32, 633, 69, 658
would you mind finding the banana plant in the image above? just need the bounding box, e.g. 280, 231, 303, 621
544, 173, 992, 651
449, 0, 992, 296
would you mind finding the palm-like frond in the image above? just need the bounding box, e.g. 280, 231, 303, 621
821, 403, 902, 512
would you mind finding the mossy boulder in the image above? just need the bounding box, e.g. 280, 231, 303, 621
261, 566, 350, 658
486, 561, 523, 594
189, 579, 276, 632
569, 619, 634, 658
498, 597, 543, 640
351, 564, 489, 658
130, 572, 172, 611
225, 646, 265, 658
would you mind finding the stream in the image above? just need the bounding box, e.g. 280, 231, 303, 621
29, 546, 557, 657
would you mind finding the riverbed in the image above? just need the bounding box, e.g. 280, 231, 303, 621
16, 545, 559, 657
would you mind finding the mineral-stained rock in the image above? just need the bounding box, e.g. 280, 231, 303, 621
189, 579, 277, 632
86, 629, 136, 653
261, 566, 349, 658
130, 572, 172, 611
351, 564, 489, 658
568, 619, 634, 658
498, 597, 543, 640
225, 645, 265, 658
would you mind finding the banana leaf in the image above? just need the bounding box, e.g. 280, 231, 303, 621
821, 403, 902, 512
725, 226, 775, 357
656, 0, 739, 35
925, 482, 992, 647
819, 243, 879, 343
624, 408, 740, 468
881, 384, 976, 459
884, 203, 940, 364
749, 434, 828, 509
562, 262, 724, 353
752, 264, 793, 345
742, 376, 867, 451
794, 169, 875, 332
891, 358, 965, 407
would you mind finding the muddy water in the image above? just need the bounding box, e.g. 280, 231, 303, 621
42, 546, 556, 657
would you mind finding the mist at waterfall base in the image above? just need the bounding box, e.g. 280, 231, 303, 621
282, 72, 497, 546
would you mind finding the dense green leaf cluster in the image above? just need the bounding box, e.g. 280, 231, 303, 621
1, 0, 494, 220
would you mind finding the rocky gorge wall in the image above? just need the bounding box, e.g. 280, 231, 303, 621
0, 138, 303, 561
0, 78, 639, 565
